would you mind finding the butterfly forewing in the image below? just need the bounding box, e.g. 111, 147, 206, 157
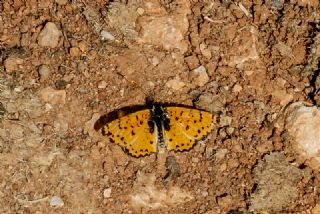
163, 107, 217, 151
102, 109, 157, 157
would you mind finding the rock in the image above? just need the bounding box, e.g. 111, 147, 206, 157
232, 84, 243, 93
194, 92, 225, 113
4, 55, 24, 73
78, 41, 88, 52
151, 57, 159, 66
215, 149, 228, 160
166, 77, 185, 91
199, 43, 212, 59
37, 22, 62, 48
55, 79, 68, 90
103, 187, 112, 198
69, 47, 81, 57
38, 87, 66, 105
219, 116, 232, 127
165, 156, 180, 178
286, 103, 320, 170
249, 152, 303, 213
100, 30, 115, 41
137, 1, 191, 53
200, 190, 209, 197
184, 55, 200, 70
38, 65, 52, 81
50, 196, 64, 207
7, 124, 24, 140
217, 195, 234, 209
98, 81, 107, 89
272, 89, 293, 106
190, 65, 210, 87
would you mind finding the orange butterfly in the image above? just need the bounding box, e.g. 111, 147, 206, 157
95, 103, 219, 157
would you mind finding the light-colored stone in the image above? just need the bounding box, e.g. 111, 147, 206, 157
38, 22, 62, 48
101, 30, 115, 41
286, 103, 320, 170
137, 1, 191, 53
219, 116, 232, 127
38, 87, 66, 105
50, 196, 64, 207
166, 77, 185, 91
232, 84, 243, 93
98, 81, 107, 89
190, 65, 210, 87
4, 55, 23, 73
137, 7, 145, 15
151, 56, 159, 66
38, 65, 52, 81
103, 187, 112, 198
215, 149, 228, 160
272, 89, 293, 106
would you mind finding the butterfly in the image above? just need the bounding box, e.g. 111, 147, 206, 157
94, 103, 219, 157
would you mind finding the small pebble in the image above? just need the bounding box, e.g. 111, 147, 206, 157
151, 57, 159, 66
232, 84, 243, 93
201, 190, 209, 197
190, 65, 209, 87
165, 156, 180, 178
199, 43, 212, 59
103, 187, 112, 198
215, 148, 228, 160
50, 196, 64, 207
69, 47, 81, 57
14, 86, 24, 93
166, 77, 185, 91
38, 22, 62, 48
101, 30, 115, 41
55, 80, 68, 90
4, 55, 24, 73
78, 41, 88, 52
192, 157, 199, 163
98, 81, 107, 89
38, 65, 52, 81
58, 65, 66, 75
38, 87, 66, 105
220, 116, 232, 127
226, 127, 235, 135
137, 7, 145, 15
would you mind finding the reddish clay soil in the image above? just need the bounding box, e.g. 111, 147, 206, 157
1, 0, 320, 213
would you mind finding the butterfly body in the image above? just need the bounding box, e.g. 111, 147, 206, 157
100, 103, 218, 157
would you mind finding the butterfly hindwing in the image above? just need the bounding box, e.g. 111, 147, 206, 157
163, 107, 217, 151
102, 109, 157, 157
